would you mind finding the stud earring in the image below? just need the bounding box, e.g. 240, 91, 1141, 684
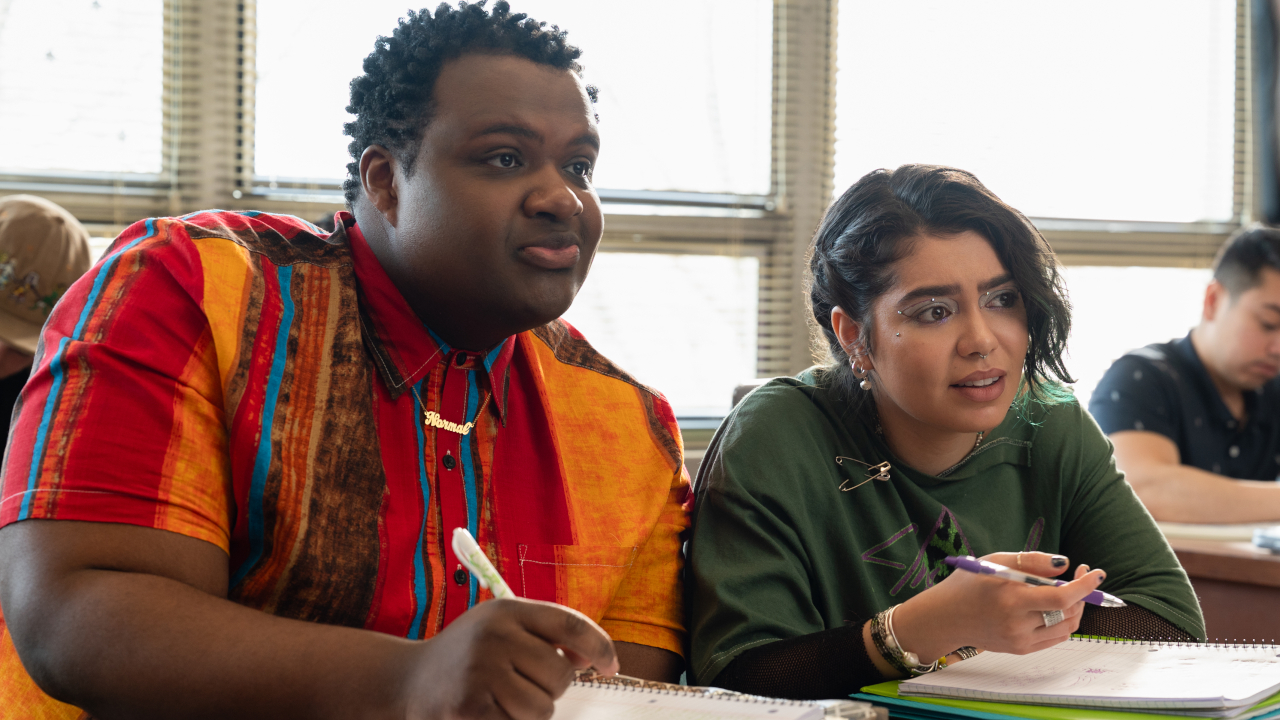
896, 332, 900, 337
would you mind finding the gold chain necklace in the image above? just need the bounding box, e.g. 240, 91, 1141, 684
410, 383, 492, 436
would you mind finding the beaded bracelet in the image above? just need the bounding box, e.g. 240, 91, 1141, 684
869, 606, 941, 676
937, 646, 979, 669
868, 607, 911, 675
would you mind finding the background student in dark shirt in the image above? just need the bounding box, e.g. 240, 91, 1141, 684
1090, 225, 1280, 522
0, 195, 91, 458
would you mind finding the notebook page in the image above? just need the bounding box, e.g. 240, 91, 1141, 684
551, 683, 825, 720
899, 639, 1280, 710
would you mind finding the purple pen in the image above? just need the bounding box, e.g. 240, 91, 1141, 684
944, 555, 1127, 607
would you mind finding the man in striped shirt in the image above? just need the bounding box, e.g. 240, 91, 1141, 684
0, 3, 690, 718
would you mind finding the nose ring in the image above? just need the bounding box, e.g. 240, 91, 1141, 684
979, 353, 988, 360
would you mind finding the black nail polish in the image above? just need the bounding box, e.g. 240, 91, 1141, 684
1051, 555, 1067, 568
1098, 571, 1106, 581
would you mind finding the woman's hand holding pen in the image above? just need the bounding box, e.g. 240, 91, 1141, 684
881, 551, 1106, 671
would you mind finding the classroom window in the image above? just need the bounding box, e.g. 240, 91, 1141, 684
562, 252, 760, 414
1061, 265, 1213, 408
0, 0, 164, 174
833, 0, 1236, 223
254, 0, 773, 195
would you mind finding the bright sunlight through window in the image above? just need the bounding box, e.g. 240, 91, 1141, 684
563, 252, 760, 415
835, 0, 1236, 223
255, 0, 773, 194
0, 0, 163, 174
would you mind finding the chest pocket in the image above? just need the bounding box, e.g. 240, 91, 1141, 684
517, 544, 639, 622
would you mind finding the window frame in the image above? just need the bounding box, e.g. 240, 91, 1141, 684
0, 0, 1256, 412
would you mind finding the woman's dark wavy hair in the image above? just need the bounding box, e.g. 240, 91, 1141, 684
808, 164, 1073, 405
342, 1, 596, 207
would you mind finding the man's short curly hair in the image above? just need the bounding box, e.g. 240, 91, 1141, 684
343, 1, 596, 206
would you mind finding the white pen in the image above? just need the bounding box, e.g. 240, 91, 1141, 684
452, 527, 516, 600
454, 527, 647, 682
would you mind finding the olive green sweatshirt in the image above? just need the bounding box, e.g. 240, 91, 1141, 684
686, 369, 1205, 685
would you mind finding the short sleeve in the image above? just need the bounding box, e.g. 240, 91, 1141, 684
1045, 402, 1205, 639
0, 218, 233, 552
1087, 354, 1179, 440
598, 463, 691, 656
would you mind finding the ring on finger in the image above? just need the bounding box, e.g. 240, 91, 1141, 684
1042, 610, 1065, 627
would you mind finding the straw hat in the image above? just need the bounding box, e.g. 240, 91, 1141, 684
0, 195, 92, 354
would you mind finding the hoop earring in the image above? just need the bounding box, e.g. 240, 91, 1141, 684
849, 356, 870, 389
855, 361, 875, 389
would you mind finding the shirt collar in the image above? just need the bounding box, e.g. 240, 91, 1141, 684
343, 212, 514, 417
1174, 332, 1259, 425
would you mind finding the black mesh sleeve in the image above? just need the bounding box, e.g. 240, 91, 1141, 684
711, 623, 881, 700
711, 605, 1195, 699
1077, 603, 1198, 641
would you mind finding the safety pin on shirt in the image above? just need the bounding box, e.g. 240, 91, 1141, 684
835, 456, 892, 491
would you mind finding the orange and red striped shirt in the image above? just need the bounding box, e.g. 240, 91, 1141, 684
0, 210, 690, 718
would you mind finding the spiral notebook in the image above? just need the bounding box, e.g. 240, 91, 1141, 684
552, 673, 878, 719
898, 638, 1280, 718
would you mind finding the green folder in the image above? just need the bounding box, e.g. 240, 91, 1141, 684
855, 681, 1280, 720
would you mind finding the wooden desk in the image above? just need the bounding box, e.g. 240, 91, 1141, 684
1168, 537, 1280, 641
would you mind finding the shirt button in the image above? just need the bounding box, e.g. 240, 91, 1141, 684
454, 567, 469, 586
1230, 445, 1241, 458
454, 354, 468, 367
443, 453, 456, 470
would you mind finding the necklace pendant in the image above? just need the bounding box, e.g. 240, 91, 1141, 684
413, 389, 491, 437
423, 409, 475, 436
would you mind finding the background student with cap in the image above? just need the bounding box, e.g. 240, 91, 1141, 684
0, 195, 91, 456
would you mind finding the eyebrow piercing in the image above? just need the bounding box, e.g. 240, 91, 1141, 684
898, 298, 937, 316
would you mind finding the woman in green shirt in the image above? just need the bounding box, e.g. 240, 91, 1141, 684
686, 165, 1204, 699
